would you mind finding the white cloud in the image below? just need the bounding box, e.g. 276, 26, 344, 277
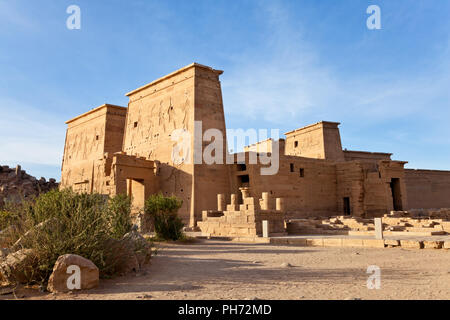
222, 1, 450, 131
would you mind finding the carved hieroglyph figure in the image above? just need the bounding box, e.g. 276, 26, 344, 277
128, 104, 143, 150
178, 89, 191, 131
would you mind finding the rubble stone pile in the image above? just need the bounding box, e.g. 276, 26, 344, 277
0, 165, 59, 207
286, 211, 450, 236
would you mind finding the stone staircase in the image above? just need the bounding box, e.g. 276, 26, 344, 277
198, 190, 286, 238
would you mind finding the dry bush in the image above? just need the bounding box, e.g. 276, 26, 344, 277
1, 189, 140, 285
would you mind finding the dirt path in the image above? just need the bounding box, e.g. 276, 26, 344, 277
6, 240, 450, 300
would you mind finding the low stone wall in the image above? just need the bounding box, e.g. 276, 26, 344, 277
408, 208, 450, 219
270, 237, 450, 250
286, 211, 450, 236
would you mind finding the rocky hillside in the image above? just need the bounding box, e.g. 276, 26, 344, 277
0, 165, 59, 207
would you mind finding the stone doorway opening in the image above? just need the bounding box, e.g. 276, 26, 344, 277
343, 197, 351, 215
127, 178, 145, 213
390, 178, 403, 211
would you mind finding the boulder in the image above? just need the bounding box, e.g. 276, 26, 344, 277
101, 228, 152, 276
111, 237, 143, 275
47, 254, 99, 293
104, 238, 140, 275
0, 249, 38, 284
117, 250, 140, 275
122, 227, 152, 268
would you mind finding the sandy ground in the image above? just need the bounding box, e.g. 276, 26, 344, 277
2, 239, 450, 300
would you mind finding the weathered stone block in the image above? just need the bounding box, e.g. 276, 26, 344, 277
246, 204, 255, 211
363, 239, 385, 248
306, 238, 323, 247
270, 238, 289, 245
287, 238, 307, 246
342, 238, 364, 247
400, 240, 424, 249
244, 197, 255, 205
0, 249, 38, 284
323, 238, 343, 247
423, 241, 444, 249
384, 239, 400, 247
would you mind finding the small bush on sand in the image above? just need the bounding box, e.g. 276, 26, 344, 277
144, 194, 184, 241
2, 189, 137, 285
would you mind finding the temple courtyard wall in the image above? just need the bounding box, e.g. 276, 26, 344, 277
404, 169, 450, 210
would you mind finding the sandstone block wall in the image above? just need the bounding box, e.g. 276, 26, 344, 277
284, 121, 344, 161
405, 169, 450, 209
124, 63, 231, 226
343, 150, 392, 162
235, 154, 338, 218
60, 104, 127, 193
123, 66, 195, 223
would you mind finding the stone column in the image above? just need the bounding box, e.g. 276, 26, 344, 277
262, 220, 269, 238
15, 165, 22, 178
230, 194, 237, 206
261, 192, 269, 210
276, 198, 285, 211
217, 193, 226, 211
239, 187, 250, 199
230, 193, 237, 210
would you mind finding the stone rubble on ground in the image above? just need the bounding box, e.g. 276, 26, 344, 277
0, 249, 38, 284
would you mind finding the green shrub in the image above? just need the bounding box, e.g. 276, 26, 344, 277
0, 209, 17, 231
106, 194, 132, 239
144, 194, 184, 241
5, 189, 136, 284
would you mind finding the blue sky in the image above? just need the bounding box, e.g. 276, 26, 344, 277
0, 0, 449, 179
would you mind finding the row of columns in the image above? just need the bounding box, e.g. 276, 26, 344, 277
217, 190, 285, 212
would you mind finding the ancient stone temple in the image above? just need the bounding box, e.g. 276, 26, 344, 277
60, 63, 450, 231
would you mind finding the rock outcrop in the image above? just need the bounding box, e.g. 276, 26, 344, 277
122, 226, 152, 269
103, 227, 152, 275
0, 165, 59, 207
